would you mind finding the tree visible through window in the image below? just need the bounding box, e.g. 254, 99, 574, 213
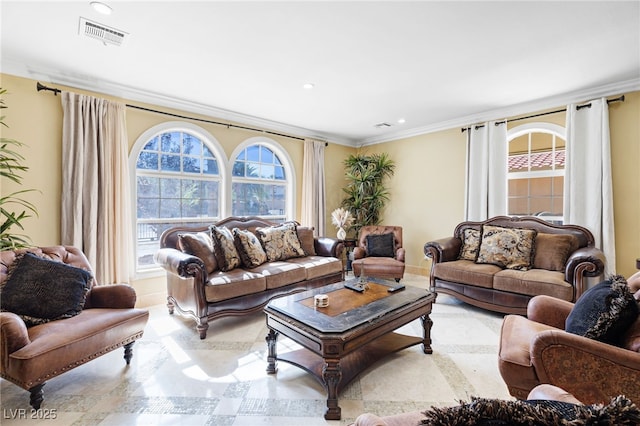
507, 124, 565, 225
232, 144, 286, 220
135, 130, 221, 269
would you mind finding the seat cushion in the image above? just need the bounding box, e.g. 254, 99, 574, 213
284, 256, 342, 280
434, 260, 501, 289
493, 269, 573, 300
205, 269, 266, 302
250, 261, 306, 290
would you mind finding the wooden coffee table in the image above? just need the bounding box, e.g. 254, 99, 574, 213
264, 278, 436, 420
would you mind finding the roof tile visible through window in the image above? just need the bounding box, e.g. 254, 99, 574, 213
508, 150, 565, 171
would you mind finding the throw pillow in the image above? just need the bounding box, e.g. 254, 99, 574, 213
0, 253, 92, 327
255, 222, 305, 262
366, 233, 395, 257
476, 225, 537, 270
178, 232, 218, 274
296, 226, 316, 256
566, 275, 639, 345
533, 233, 579, 271
232, 228, 267, 268
458, 228, 481, 261
210, 225, 241, 272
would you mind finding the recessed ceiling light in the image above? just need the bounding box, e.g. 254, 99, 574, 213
398, 118, 406, 124
90, 1, 112, 15
303, 83, 315, 90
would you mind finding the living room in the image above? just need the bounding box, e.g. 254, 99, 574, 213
1, 1, 640, 424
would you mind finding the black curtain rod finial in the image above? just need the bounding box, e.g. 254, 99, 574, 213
36, 82, 61, 95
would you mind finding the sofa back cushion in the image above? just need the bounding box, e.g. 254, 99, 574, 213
533, 233, 579, 271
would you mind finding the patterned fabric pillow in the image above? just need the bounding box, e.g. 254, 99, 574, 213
255, 222, 305, 262
476, 225, 537, 270
458, 228, 481, 261
0, 253, 92, 327
178, 232, 218, 274
233, 228, 267, 268
210, 225, 241, 272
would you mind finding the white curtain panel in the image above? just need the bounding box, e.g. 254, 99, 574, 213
301, 139, 326, 236
61, 92, 134, 284
464, 122, 508, 221
564, 98, 616, 275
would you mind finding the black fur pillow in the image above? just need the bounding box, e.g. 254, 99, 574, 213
0, 253, 92, 327
565, 275, 639, 345
366, 233, 395, 257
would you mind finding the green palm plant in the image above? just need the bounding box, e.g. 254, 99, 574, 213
340, 152, 395, 237
1, 88, 38, 250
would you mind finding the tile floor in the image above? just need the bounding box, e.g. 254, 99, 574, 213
0, 274, 513, 425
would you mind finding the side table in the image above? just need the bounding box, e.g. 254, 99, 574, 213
342, 238, 357, 272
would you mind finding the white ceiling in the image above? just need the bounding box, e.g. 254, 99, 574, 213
2, 1, 639, 146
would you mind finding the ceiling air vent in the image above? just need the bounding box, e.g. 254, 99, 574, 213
79, 17, 128, 46
374, 122, 392, 129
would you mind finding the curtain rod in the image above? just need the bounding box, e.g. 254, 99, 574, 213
36, 82, 328, 145
460, 95, 625, 132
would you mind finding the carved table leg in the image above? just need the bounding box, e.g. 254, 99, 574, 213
29, 383, 45, 409
322, 358, 342, 420
123, 342, 135, 365
421, 313, 433, 354
266, 329, 279, 374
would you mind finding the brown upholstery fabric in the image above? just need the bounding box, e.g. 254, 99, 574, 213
493, 269, 573, 300
204, 269, 266, 302
533, 233, 579, 271
434, 260, 501, 289
297, 226, 316, 256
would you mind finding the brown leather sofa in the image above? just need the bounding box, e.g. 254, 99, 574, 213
424, 216, 606, 315
498, 272, 640, 404
0, 246, 149, 409
352, 225, 405, 282
154, 216, 344, 339
349, 384, 582, 426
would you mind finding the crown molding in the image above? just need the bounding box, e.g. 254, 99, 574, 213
359, 77, 640, 146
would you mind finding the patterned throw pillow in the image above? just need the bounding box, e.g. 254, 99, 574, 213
0, 253, 92, 327
178, 232, 218, 274
476, 225, 537, 270
255, 222, 305, 262
233, 228, 267, 268
458, 228, 481, 261
210, 225, 241, 272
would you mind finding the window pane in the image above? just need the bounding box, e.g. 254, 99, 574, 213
137, 151, 158, 170
247, 145, 260, 162
182, 156, 201, 173
261, 164, 275, 179
183, 135, 202, 156
274, 166, 285, 180
143, 136, 159, 151
247, 162, 260, 178
232, 161, 245, 177
160, 177, 180, 197
161, 132, 181, 153
137, 176, 159, 197
203, 146, 214, 158
261, 146, 274, 163
161, 154, 181, 171
203, 158, 218, 175
159, 198, 180, 218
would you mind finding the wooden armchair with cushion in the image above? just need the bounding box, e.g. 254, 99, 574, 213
352, 225, 405, 282
498, 272, 640, 405
0, 246, 149, 409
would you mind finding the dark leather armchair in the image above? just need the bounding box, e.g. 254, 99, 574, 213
0, 246, 149, 409
498, 273, 640, 404
352, 225, 405, 282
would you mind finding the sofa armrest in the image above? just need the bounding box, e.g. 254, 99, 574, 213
396, 247, 405, 262
154, 248, 207, 280
0, 312, 30, 356
527, 295, 574, 328
424, 237, 461, 264
531, 329, 640, 402
314, 237, 344, 258
565, 246, 606, 286
527, 384, 582, 404
85, 284, 137, 309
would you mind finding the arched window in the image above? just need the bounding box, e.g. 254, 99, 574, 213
230, 138, 294, 223
131, 122, 225, 271
507, 123, 566, 224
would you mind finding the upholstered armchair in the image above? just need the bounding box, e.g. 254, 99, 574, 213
0, 246, 149, 409
352, 225, 405, 282
498, 273, 640, 405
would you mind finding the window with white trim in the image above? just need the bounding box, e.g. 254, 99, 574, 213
132, 124, 224, 271
231, 142, 288, 222
507, 123, 565, 225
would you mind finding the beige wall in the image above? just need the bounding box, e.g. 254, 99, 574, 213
2, 73, 638, 306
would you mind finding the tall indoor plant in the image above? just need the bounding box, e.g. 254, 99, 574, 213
0, 88, 38, 250
341, 152, 395, 237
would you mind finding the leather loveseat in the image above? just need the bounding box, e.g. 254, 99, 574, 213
0, 246, 149, 409
424, 216, 606, 315
154, 216, 344, 339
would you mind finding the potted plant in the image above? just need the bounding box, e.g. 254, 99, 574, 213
0, 88, 38, 250
340, 152, 395, 237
